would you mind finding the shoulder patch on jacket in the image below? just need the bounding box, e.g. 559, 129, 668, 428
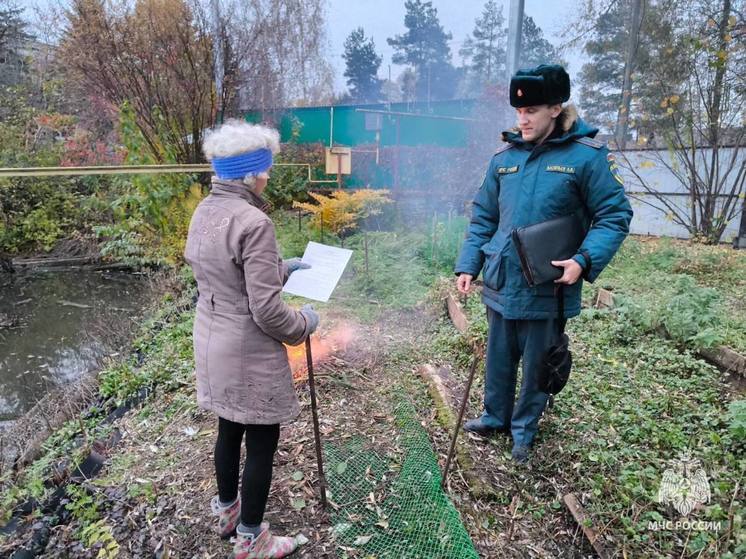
574, 137, 605, 149
495, 143, 515, 155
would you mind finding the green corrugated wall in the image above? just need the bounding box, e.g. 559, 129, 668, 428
245, 99, 476, 148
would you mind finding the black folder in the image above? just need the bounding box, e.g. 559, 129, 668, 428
511, 214, 586, 287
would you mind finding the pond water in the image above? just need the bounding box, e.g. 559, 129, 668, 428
0, 269, 151, 424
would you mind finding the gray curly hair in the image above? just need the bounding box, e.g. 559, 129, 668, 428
202, 119, 281, 186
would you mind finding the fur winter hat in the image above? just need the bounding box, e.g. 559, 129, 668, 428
510, 64, 571, 108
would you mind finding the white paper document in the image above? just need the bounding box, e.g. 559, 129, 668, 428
282, 241, 353, 302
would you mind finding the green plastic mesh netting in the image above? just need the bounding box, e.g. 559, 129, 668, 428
324, 395, 479, 558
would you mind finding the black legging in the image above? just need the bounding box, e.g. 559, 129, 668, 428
214, 417, 280, 526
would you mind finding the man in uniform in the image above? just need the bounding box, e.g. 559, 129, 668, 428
455, 64, 633, 464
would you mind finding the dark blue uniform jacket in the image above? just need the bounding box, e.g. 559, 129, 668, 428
455, 112, 633, 319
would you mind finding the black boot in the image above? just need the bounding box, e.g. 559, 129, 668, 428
464, 417, 510, 437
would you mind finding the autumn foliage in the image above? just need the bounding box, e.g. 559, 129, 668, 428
293, 189, 393, 237
60, 0, 215, 163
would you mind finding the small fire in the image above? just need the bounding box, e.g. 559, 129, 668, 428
286, 323, 356, 382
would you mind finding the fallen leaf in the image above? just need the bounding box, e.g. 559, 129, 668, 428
354, 535, 373, 546
331, 522, 352, 536
294, 533, 309, 546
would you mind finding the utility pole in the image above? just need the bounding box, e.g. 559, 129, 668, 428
211, 0, 225, 124
506, 0, 525, 78
615, 0, 644, 149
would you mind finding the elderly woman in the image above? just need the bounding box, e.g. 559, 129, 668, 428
184, 120, 318, 558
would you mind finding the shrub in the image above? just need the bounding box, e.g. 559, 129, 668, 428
294, 189, 392, 237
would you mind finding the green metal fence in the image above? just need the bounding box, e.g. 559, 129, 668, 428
245, 99, 478, 148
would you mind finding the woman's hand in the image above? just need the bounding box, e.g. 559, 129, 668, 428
301, 304, 320, 334
285, 257, 311, 275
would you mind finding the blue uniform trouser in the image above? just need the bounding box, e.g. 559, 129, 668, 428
479, 307, 554, 447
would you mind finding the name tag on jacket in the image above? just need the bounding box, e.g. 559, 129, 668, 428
546, 165, 575, 174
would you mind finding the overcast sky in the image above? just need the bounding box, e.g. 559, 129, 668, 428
325, 0, 584, 92
20, 0, 585, 95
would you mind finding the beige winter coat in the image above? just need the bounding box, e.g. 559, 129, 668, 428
184, 178, 309, 425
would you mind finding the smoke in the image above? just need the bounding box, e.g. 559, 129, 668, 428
286, 322, 357, 382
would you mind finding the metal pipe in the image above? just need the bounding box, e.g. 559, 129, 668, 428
329, 106, 334, 148
0, 163, 338, 183
0, 164, 212, 177
305, 336, 328, 509
441, 355, 480, 489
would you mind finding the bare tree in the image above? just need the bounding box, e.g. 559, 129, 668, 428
219, 0, 332, 111
59, 0, 331, 162
619, 0, 745, 244
60, 0, 216, 163
615, 0, 644, 148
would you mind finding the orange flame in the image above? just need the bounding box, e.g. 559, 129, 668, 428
286, 323, 356, 382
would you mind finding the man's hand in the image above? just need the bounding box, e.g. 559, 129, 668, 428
456, 273, 473, 294
551, 259, 583, 285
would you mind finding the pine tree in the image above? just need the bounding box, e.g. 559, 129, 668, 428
578, 0, 684, 135
460, 0, 507, 88
0, 1, 33, 87
578, 4, 627, 129
518, 16, 560, 68
387, 0, 456, 101
342, 27, 383, 103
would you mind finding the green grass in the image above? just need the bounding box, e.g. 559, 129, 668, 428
446, 288, 745, 557
594, 236, 746, 352
274, 211, 457, 321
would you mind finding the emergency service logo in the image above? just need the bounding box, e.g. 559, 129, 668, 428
657, 452, 710, 516
648, 453, 721, 532
607, 153, 624, 185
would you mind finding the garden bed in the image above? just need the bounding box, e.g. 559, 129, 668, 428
2, 215, 743, 558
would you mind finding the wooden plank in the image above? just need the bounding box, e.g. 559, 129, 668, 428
563, 493, 611, 559
594, 288, 615, 309
12, 256, 98, 268
417, 364, 496, 500
418, 364, 458, 413
700, 346, 746, 378
446, 293, 469, 334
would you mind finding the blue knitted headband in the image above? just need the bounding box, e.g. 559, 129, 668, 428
211, 148, 273, 180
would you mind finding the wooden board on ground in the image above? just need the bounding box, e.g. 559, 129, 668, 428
594, 288, 615, 309
563, 493, 611, 559
446, 293, 469, 334
700, 345, 746, 378
12, 256, 99, 268
417, 363, 496, 500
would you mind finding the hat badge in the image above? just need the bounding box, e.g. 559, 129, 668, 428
517, 88, 523, 97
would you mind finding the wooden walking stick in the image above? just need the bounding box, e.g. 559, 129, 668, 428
441, 354, 480, 489
305, 336, 328, 509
